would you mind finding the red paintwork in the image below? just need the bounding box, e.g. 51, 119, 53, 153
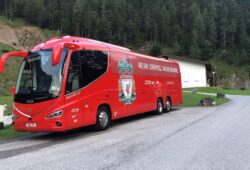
0, 36, 182, 132
52, 42, 81, 65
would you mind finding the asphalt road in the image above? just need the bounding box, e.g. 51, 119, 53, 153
0, 95, 250, 170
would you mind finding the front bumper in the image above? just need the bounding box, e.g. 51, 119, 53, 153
13, 118, 66, 132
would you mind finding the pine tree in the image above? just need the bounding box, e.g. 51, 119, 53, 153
23, 0, 44, 25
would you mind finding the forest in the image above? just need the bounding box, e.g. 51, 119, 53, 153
0, 0, 250, 75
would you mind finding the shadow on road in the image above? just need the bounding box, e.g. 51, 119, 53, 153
0, 108, 180, 159
16, 108, 180, 142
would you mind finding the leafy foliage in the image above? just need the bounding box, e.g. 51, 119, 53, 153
0, 0, 250, 84
0, 0, 248, 58
150, 45, 162, 56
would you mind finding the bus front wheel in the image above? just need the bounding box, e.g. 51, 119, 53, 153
95, 106, 111, 131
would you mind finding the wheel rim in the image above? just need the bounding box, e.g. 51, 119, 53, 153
98, 111, 109, 127
158, 101, 163, 113
166, 100, 171, 111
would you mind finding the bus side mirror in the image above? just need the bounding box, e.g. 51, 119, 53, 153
52, 43, 63, 66
11, 85, 16, 97
52, 43, 80, 66
0, 51, 28, 73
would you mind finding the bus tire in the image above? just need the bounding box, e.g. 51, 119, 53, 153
95, 106, 111, 131
155, 98, 163, 115
164, 97, 172, 113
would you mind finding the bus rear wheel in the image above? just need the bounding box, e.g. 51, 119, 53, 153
155, 98, 163, 115
95, 106, 111, 131
164, 97, 172, 113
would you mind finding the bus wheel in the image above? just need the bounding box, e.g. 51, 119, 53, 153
95, 106, 111, 131
165, 97, 172, 113
155, 98, 163, 115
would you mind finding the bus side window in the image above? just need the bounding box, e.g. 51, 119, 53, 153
79, 50, 108, 87
65, 50, 108, 94
66, 52, 81, 94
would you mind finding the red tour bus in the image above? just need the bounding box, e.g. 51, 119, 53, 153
0, 36, 182, 132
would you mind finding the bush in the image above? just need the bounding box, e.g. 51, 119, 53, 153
0, 122, 4, 130
150, 45, 162, 57
217, 93, 225, 98
222, 86, 231, 90
199, 97, 216, 106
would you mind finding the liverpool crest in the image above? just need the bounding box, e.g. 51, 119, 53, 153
118, 59, 136, 104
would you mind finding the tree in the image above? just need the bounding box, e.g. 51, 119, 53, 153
0, 0, 249, 68
96, 16, 111, 42
23, 0, 44, 25
150, 45, 162, 56
73, 0, 82, 36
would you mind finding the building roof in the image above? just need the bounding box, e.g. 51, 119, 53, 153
159, 54, 209, 65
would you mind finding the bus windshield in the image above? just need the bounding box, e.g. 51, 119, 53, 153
14, 49, 68, 104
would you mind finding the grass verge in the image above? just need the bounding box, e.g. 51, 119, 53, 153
0, 42, 16, 54
0, 126, 31, 140
183, 87, 250, 96
0, 96, 31, 140
182, 92, 230, 107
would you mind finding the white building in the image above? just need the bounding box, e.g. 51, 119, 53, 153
162, 55, 211, 88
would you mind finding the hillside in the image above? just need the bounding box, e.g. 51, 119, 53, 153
0, 42, 21, 96
0, 17, 57, 50
0, 18, 60, 96
0, 0, 250, 93
0, 0, 249, 89
1, 0, 250, 61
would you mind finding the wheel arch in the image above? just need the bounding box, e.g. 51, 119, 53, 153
97, 103, 112, 119
166, 96, 172, 103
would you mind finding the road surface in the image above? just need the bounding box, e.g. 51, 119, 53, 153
0, 95, 250, 170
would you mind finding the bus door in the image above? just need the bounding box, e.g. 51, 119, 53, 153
65, 49, 109, 127
64, 51, 83, 128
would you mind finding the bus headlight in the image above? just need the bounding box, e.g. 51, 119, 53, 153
46, 110, 63, 119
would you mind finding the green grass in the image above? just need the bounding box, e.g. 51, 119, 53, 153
183, 87, 250, 96
0, 42, 16, 54
0, 126, 31, 140
0, 96, 13, 115
0, 16, 26, 28
42, 28, 62, 39
182, 92, 230, 107
0, 42, 22, 96
0, 96, 31, 140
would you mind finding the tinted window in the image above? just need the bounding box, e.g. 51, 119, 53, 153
66, 50, 108, 94
66, 52, 81, 94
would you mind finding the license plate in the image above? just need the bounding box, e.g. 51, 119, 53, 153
26, 123, 37, 128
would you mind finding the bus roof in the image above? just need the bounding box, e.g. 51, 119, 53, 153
128, 51, 178, 64
32, 36, 131, 52
32, 36, 177, 65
